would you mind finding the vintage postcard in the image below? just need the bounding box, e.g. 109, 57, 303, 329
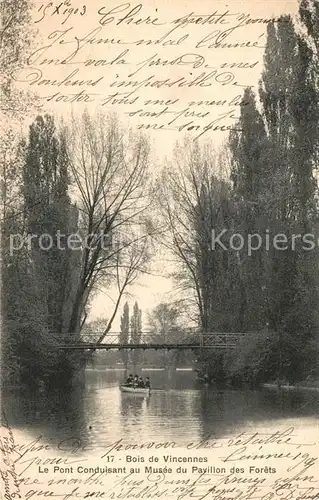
1, 0, 318, 499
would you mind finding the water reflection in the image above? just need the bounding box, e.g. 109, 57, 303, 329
2, 368, 318, 451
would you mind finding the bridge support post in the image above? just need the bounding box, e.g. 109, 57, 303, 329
200, 331, 203, 347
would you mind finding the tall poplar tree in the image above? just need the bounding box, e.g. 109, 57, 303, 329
229, 88, 271, 332
130, 302, 142, 367
16, 115, 82, 386
23, 115, 80, 337
120, 302, 130, 368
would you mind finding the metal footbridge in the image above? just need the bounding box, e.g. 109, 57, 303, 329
58, 331, 245, 350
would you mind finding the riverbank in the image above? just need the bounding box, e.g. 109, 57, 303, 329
262, 381, 319, 392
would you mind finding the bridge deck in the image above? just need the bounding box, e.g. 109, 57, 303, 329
59, 343, 201, 350
57, 332, 245, 350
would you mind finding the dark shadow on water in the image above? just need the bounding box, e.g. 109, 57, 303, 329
2, 386, 88, 446
196, 387, 319, 439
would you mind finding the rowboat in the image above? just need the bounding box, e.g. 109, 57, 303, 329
120, 385, 150, 395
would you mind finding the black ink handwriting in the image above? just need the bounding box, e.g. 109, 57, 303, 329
98, 3, 166, 27
35, 1, 86, 25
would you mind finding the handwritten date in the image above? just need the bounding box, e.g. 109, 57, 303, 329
35, 1, 86, 25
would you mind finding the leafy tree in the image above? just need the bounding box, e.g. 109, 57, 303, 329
229, 88, 271, 333
227, 10, 319, 385
23, 115, 80, 337
2, 111, 154, 387
0, 0, 36, 384
148, 303, 179, 339
0, 0, 37, 118
67, 112, 152, 338
157, 141, 241, 334
1, 1, 42, 387
2, 115, 83, 388
146, 302, 193, 367
300, 0, 319, 48
156, 141, 244, 377
260, 15, 319, 379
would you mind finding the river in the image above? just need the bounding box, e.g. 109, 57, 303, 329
2, 368, 318, 451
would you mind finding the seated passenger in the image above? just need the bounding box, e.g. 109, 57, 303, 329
126, 374, 134, 386
137, 376, 145, 388
144, 377, 151, 388
133, 375, 139, 387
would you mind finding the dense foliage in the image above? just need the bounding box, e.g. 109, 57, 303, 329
159, 3, 319, 386
225, 6, 319, 385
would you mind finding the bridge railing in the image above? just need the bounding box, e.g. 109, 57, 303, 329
78, 332, 201, 346
201, 333, 246, 347
58, 331, 245, 349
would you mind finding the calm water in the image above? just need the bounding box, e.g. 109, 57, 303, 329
3, 369, 319, 450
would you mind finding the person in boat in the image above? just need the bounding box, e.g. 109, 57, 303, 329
137, 376, 145, 388
144, 377, 151, 388
126, 374, 134, 386
133, 375, 139, 387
